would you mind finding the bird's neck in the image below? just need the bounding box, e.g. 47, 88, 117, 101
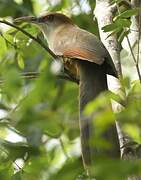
41, 24, 70, 41
43, 24, 76, 52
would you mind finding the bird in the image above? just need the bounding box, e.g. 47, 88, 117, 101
15, 12, 120, 174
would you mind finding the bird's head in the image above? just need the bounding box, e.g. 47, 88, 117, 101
15, 12, 74, 38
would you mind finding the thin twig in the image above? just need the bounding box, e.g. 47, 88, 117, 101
0, 33, 18, 48
137, 14, 141, 65
115, 2, 141, 82
0, 72, 40, 85
57, 74, 79, 84
0, 70, 79, 86
126, 36, 136, 64
126, 35, 141, 83
0, 146, 23, 171
0, 20, 57, 59
0, 20, 79, 84
21, 71, 40, 80
113, 0, 137, 159
59, 137, 70, 159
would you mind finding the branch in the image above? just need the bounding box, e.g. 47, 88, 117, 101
126, 35, 141, 83
0, 71, 79, 86
59, 138, 70, 159
94, 3, 141, 180
94, 0, 122, 77
0, 20, 79, 84
136, 14, 141, 65
122, 0, 141, 83
100, 1, 141, 179
0, 19, 57, 59
94, 1, 124, 147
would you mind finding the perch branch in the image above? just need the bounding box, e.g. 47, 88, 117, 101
0, 19, 57, 59
0, 20, 79, 84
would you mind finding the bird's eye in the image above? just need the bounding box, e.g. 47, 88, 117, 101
45, 15, 54, 22
39, 14, 54, 23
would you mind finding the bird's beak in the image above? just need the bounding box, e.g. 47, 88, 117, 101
14, 16, 39, 24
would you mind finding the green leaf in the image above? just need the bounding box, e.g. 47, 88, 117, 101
102, 23, 120, 32
12, 172, 21, 180
1, 68, 22, 100
50, 158, 83, 180
0, 35, 7, 57
123, 124, 141, 144
116, 18, 131, 27
17, 53, 24, 69
116, 8, 141, 19
23, 156, 49, 180
102, 19, 131, 32
94, 159, 141, 179
0, 161, 13, 180
105, 28, 121, 39
118, 29, 129, 43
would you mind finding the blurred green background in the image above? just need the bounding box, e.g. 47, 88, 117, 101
0, 0, 141, 179
0, 1, 96, 179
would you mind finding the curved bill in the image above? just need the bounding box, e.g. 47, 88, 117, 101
14, 16, 38, 23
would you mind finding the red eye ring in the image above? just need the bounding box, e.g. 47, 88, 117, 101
43, 15, 54, 22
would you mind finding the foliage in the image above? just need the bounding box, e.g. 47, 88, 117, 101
0, 0, 141, 179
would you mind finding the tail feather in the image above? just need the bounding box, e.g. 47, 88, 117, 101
78, 60, 119, 171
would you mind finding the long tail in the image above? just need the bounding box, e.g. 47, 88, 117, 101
78, 60, 119, 171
